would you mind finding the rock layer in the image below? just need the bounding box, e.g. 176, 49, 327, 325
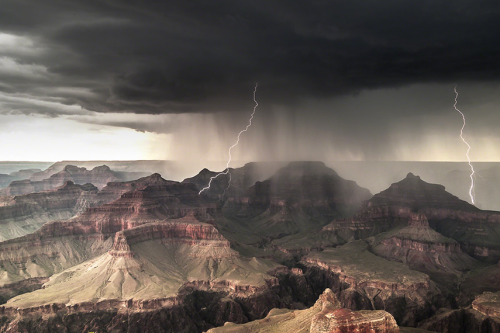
0, 181, 99, 241
219, 162, 372, 244
0, 165, 119, 195
207, 288, 400, 333
302, 241, 437, 326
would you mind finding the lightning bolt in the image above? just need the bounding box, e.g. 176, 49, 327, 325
453, 86, 475, 204
199, 83, 259, 196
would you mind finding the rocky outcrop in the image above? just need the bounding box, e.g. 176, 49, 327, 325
2, 212, 282, 314
207, 288, 399, 333
472, 292, 500, 318
0, 175, 214, 287
311, 307, 399, 333
245, 161, 371, 217
0, 173, 282, 319
108, 214, 230, 258
0, 174, 182, 242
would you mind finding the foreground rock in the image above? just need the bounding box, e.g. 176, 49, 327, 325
206, 288, 399, 333
28, 160, 176, 181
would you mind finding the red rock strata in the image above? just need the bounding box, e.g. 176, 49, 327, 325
311, 307, 400, 333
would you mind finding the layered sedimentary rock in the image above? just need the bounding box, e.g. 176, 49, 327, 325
369, 213, 480, 286
0, 165, 120, 195
207, 288, 400, 333
0, 173, 284, 326
0, 173, 193, 242
0, 175, 204, 285
6, 214, 280, 310
0, 169, 41, 189
311, 308, 399, 333
219, 162, 372, 244
319, 173, 500, 263
58, 178, 217, 236
472, 292, 500, 318
28, 160, 177, 181
0, 181, 99, 241
302, 241, 437, 326
420, 306, 500, 333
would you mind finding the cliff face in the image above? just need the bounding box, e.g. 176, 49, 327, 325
370, 213, 480, 286
0, 181, 99, 241
420, 307, 500, 333
4, 213, 281, 313
472, 292, 500, 318
0, 174, 184, 242
301, 241, 438, 326
50, 180, 217, 237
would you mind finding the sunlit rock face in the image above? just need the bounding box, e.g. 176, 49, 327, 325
206, 288, 400, 333
310, 307, 399, 333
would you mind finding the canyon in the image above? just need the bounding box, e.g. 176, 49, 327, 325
0, 162, 498, 332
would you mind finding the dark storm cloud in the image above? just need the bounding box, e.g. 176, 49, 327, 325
1, 0, 500, 116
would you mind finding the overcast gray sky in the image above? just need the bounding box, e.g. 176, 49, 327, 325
1, 0, 500, 164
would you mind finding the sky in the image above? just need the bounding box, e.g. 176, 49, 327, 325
1, 1, 500, 165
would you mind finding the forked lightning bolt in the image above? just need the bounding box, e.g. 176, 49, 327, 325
199, 83, 259, 195
453, 86, 475, 204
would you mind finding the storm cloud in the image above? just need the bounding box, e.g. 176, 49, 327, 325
1, 0, 500, 117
